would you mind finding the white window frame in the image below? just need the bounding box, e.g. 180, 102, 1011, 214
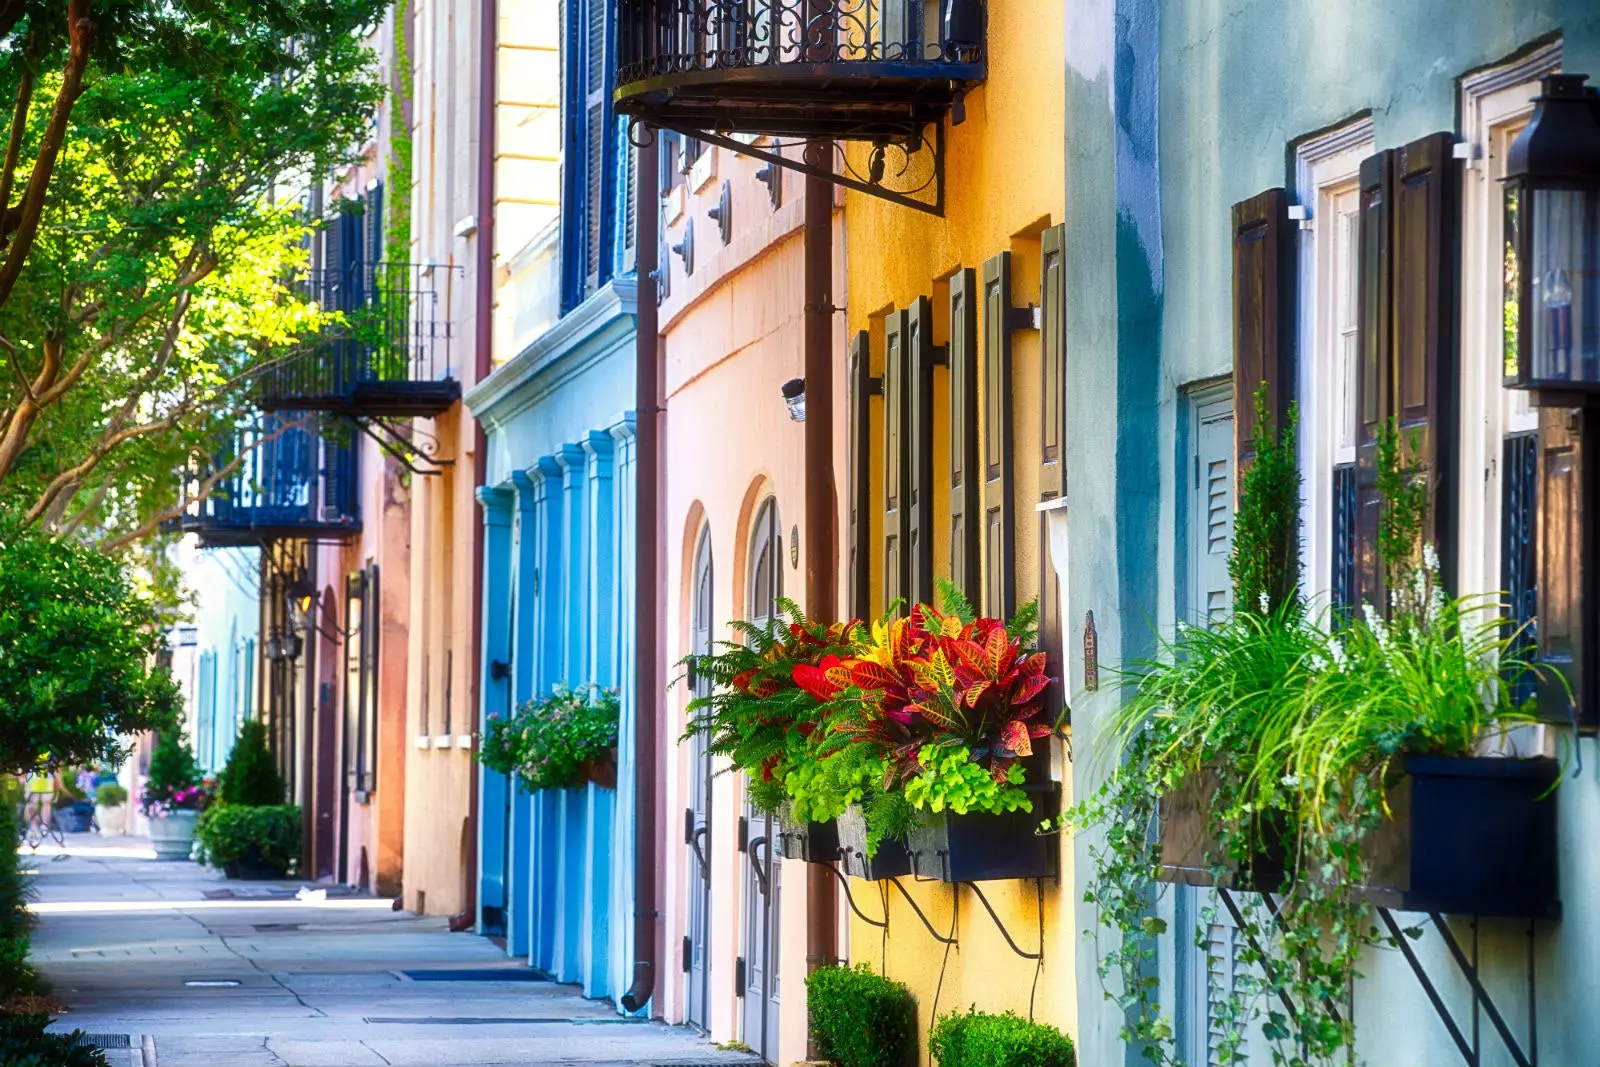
1456, 40, 1562, 602
1295, 120, 1374, 605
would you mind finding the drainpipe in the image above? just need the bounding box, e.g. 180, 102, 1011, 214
801, 155, 839, 970
452, 0, 495, 933
621, 131, 661, 1014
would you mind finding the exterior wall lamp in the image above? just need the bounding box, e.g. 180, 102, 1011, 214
1503, 73, 1600, 400
781, 377, 806, 422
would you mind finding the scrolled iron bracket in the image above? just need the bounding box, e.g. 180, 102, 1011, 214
960, 879, 1044, 961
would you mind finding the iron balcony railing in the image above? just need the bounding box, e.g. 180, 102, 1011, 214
257, 261, 460, 418
182, 417, 360, 546
615, 0, 985, 139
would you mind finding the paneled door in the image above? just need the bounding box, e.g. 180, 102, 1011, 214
739, 498, 783, 1061
685, 529, 714, 1032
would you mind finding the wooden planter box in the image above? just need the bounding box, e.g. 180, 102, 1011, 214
837, 805, 911, 881
579, 747, 618, 790
776, 819, 840, 863
1158, 757, 1560, 918
906, 784, 1060, 883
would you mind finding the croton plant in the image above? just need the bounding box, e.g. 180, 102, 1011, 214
682, 583, 1055, 848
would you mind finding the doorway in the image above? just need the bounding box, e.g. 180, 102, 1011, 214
686, 527, 714, 1032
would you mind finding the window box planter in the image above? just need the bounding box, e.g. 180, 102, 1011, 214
906, 784, 1060, 883
1158, 757, 1560, 918
578, 747, 618, 791
837, 805, 911, 881
776, 818, 840, 863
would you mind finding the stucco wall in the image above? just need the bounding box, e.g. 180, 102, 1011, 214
1064, 4, 1600, 1065
839, 0, 1074, 1054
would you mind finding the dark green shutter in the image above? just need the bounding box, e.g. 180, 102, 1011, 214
848, 331, 873, 620
1355, 151, 1394, 612
907, 296, 936, 608
1231, 188, 1294, 469
884, 310, 909, 611
1038, 225, 1066, 718
948, 267, 980, 599
1538, 406, 1592, 725
365, 180, 385, 267
982, 253, 1015, 620
1390, 132, 1459, 587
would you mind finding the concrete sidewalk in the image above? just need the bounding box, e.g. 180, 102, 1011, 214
26, 835, 751, 1067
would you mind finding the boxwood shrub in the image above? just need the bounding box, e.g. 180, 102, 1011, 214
0, 1016, 112, 1067
806, 963, 917, 1067
195, 804, 302, 876
930, 1008, 1075, 1067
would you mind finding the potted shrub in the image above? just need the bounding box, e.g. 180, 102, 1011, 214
1071, 393, 1562, 1063
196, 804, 302, 879
55, 772, 94, 834
806, 963, 918, 1067
218, 720, 285, 806
93, 783, 129, 837
930, 1008, 1075, 1067
479, 684, 620, 792
140, 731, 213, 860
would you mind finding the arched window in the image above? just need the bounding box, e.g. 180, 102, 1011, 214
747, 497, 782, 629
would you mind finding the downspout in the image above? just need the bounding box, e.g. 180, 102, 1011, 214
801, 156, 839, 972
452, 0, 495, 933
621, 131, 660, 1014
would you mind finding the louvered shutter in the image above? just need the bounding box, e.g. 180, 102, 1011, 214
982, 252, 1016, 620
585, 105, 605, 286
1231, 188, 1294, 469
323, 213, 345, 310
883, 310, 909, 611
1538, 406, 1592, 725
1389, 132, 1459, 587
1038, 225, 1067, 715
949, 267, 980, 598
1354, 150, 1394, 612
365, 181, 385, 267
658, 130, 680, 195
1194, 392, 1235, 622
622, 142, 638, 269
848, 331, 873, 620
907, 296, 936, 608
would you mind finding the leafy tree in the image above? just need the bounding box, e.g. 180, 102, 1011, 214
0, 519, 177, 773
0, 0, 388, 565
218, 719, 284, 807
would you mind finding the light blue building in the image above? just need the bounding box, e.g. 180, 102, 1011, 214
175, 542, 260, 773
466, 0, 639, 999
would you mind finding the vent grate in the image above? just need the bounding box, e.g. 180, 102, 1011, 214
77, 1034, 132, 1049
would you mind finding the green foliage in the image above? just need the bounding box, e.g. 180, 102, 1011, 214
930, 1009, 1075, 1067
1229, 384, 1301, 616
1374, 421, 1430, 607
386, 19, 414, 267
218, 720, 284, 807
478, 684, 620, 792
0, 1016, 113, 1067
903, 747, 1030, 816
140, 730, 210, 817
195, 804, 301, 875
805, 963, 918, 1067
0, 522, 178, 774
93, 783, 127, 808
0, 806, 39, 1000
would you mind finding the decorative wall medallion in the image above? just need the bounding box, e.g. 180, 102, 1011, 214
1082, 610, 1099, 692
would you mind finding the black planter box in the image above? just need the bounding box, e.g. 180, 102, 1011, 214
58, 801, 94, 835
837, 805, 911, 881
906, 785, 1060, 883
1158, 757, 1560, 918
775, 819, 840, 863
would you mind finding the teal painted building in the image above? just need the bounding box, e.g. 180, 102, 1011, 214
1063, 3, 1600, 1064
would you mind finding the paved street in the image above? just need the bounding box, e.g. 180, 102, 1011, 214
26, 836, 750, 1067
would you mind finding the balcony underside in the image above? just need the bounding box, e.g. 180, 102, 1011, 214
614, 61, 983, 140
184, 517, 362, 548
258, 379, 462, 419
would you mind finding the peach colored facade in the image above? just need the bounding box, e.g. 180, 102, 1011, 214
656, 144, 848, 1064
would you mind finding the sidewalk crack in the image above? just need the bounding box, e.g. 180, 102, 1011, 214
360, 1039, 392, 1065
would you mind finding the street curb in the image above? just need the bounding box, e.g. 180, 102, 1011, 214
140, 1033, 157, 1067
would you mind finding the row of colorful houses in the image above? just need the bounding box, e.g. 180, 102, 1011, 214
173, 1, 1600, 1063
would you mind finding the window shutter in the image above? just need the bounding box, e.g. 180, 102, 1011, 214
948, 267, 980, 599
1230, 187, 1294, 468
907, 296, 936, 608
323, 212, 345, 310
1354, 149, 1394, 612
658, 130, 680, 195
883, 309, 909, 611
1389, 131, 1459, 587
982, 252, 1016, 620
585, 103, 605, 287
1038, 225, 1067, 716
1194, 393, 1236, 623
848, 331, 873, 620
1538, 406, 1592, 726
622, 141, 638, 267
340, 206, 365, 309
364, 563, 381, 791
365, 180, 385, 266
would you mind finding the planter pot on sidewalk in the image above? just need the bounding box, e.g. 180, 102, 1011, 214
1157, 756, 1560, 918
58, 801, 94, 834
149, 810, 200, 860
95, 803, 127, 836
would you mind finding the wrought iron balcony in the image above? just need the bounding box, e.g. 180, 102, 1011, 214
256, 262, 459, 419
614, 0, 986, 141
182, 418, 360, 547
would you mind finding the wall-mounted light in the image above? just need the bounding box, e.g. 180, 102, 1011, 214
781, 377, 806, 423
1502, 73, 1600, 399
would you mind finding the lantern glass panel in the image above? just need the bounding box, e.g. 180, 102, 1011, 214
1505, 183, 1522, 381
1527, 185, 1600, 387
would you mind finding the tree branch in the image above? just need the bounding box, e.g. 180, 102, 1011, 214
0, 0, 94, 311
0, 61, 35, 244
